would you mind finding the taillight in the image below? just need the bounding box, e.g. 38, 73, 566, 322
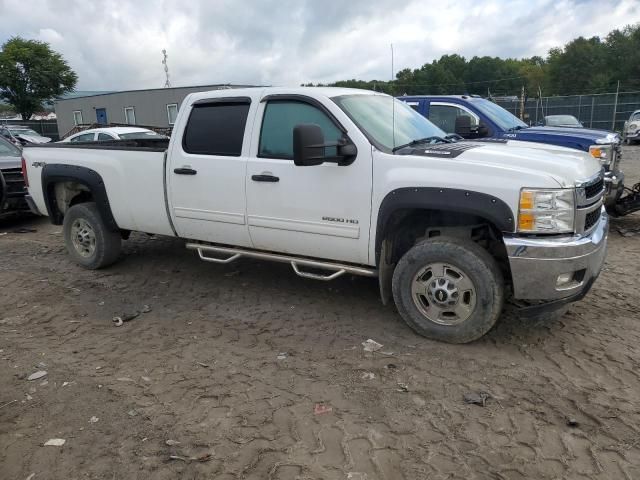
21, 156, 29, 188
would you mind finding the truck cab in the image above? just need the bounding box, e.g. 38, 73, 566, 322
400, 95, 631, 214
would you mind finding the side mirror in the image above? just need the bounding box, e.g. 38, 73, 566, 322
293, 124, 358, 166
293, 124, 325, 166
477, 123, 490, 137
454, 116, 471, 137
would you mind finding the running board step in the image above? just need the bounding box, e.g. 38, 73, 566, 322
186, 242, 377, 280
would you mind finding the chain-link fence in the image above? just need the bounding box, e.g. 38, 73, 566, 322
495, 91, 640, 132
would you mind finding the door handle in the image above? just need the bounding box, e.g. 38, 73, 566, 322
174, 167, 197, 175
251, 174, 279, 182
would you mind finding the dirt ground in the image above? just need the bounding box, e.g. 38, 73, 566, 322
1, 147, 640, 480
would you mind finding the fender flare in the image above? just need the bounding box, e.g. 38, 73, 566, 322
41, 163, 119, 231
375, 187, 516, 264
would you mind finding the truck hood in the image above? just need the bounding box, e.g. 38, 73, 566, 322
0, 154, 21, 170
400, 141, 601, 188
505, 126, 619, 151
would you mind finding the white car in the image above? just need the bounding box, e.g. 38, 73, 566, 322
624, 110, 640, 144
22, 87, 607, 343
62, 127, 166, 143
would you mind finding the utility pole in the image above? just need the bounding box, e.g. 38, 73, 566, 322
162, 49, 171, 88
538, 86, 544, 118
519, 85, 525, 120
612, 80, 620, 130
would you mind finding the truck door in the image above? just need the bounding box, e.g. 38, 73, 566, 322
245, 95, 373, 265
167, 97, 254, 247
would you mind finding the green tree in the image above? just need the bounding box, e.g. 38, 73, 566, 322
546, 37, 610, 94
518, 56, 547, 94
0, 37, 77, 120
315, 23, 640, 98
606, 24, 640, 90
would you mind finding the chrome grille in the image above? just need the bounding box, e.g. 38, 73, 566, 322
584, 209, 600, 231
584, 177, 604, 199
576, 170, 605, 208
575, 170, 605, 234
1, 168, 26, 197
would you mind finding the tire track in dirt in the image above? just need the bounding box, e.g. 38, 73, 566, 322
2, 147, 640, 478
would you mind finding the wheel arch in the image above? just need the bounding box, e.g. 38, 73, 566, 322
375, 187, 515, 262
41, 163, 119, 231
375, 187, 516, 304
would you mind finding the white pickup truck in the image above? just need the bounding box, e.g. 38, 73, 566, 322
22, 87, 608, 343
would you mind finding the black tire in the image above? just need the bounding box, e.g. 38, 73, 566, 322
63, 202, 121, 269
392, 236, 504, 343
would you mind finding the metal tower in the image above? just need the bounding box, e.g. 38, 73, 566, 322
162, 49, 171, 88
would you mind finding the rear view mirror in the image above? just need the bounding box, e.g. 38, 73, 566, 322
454, 116, 471, 137
293, 124, 325, 166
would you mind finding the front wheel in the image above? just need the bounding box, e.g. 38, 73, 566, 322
63, 202, 122, 269
392, 237, 504, 343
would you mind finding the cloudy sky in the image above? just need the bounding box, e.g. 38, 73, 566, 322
1, 0, 638, 91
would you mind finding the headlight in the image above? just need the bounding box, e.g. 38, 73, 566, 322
595, 133, 620, 144
589, 144, 614, 166
518, 188, 575, 233
628, 122, 639, 132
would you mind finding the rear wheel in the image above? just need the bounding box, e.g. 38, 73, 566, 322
392, 236, 504, 343
63, 202, 121, 269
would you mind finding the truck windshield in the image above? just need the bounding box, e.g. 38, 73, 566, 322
333, 94, 446, 152
473, 99, 527, 131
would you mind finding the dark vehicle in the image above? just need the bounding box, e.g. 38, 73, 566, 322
0, 136, 29, 219
540, 115, 583, 128
400, 95, 639, 216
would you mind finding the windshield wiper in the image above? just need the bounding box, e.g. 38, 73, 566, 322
507, 125, 528, 132
392, 136, 451, 152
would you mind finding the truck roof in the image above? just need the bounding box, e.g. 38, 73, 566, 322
399, 94, 483, 101
188, 86, 385, 102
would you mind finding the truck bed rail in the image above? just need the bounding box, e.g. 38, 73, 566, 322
23, 137, 169, 152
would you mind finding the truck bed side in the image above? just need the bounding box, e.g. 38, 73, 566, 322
24, 141, 174, 236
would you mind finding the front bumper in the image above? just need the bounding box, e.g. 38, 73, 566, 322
504, 208, 608, 302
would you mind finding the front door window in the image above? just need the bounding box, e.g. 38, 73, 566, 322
429, 104, 478, 134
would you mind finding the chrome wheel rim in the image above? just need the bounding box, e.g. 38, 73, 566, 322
71, 218, 96, 258
411, 262, 477, 326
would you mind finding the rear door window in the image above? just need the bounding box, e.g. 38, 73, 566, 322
182, 101, 250, 156
70, 133, 96, 142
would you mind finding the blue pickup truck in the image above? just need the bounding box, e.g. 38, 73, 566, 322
400, 95, 639, 216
